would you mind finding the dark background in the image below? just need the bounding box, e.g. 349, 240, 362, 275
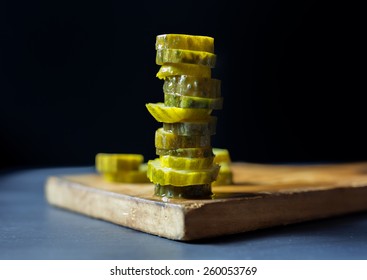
0, 0, 364, 169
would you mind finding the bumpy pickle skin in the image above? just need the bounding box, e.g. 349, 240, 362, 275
156, 63, 211, 80
156, 34, 214, 53
147, 159, 220, 186
156, 49, 216, 68
154, 184, 213, 199
146, 103, 212, 123
163, 76, 221, 98
164, 93, 223, 110
155, 128, 211, 149
160, 155, 214, 170
163, 117, 217, 136
156, 147, 214, 158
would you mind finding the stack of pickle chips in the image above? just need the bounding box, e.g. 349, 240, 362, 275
146, 34, 223, 198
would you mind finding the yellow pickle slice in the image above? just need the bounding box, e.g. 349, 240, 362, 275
155, 128, 211, 149
156, 34, 214, 53
96, 153, 144, 173
212, 163, 233, 186
103, 164, 149, 183
160, 155, 214, 170
213, 148, 232, 163
147, 159, 220, 186
156, 63, 211, 80
164, 93, 223, 109
146, 103, 212, 123
163, 75, 221, 98
156, 49, 216, 68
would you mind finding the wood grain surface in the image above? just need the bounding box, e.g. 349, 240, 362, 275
45, 162, 367, 240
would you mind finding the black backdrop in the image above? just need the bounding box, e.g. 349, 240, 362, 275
0, 0, 365, 169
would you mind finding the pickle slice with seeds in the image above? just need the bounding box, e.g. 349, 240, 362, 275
154, 184, 212, 199
164, 93, 223, 110
156, 147, 214, 158
155, 128, 211, 149
163, 117, 217, 136
163, 76, 221, 98
96, 153, 144, 173
156, 34, 214, 53
146, 103, 211, 123
147, 159, 220, 186
156, 49, 216, 68
160, 155, 214, 170
156, 63, 211, 80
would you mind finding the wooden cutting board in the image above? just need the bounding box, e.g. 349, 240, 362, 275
45, 162, 367, 241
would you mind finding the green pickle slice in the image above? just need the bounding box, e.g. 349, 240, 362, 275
160, 155, 214, 170
156, 147, 214, 158
164, 93, 223, 109
155, 128, 211, 149
156, 63, 211, 80
146, 103, 212, 123
147, 159, 220, 186
163, 117, 217, 136
156, 49, 216, 68
163, 76, 221, 98
156, 34, 214, 53
154, 184, 212, 198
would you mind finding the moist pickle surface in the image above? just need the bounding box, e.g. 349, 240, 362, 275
154, 184, 212, 198
164, 93, 223, 109
156, 34, 214, 53
147, 159, 220, 186
213, 148, 232, 163
212, 163, 233, 186
155, 128, 211, 149
160, 155, 214, 170
156, 63, 211, 80
146, 103, 212, 123
96, 153, 144, 172
163, 76, 221, 98
156, 147, 214, 158
163, 117, 217, 136
156, 49, 216, 68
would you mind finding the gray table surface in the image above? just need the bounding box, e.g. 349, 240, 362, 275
1, 166, 367, 260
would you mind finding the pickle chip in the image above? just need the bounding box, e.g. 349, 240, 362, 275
96, 153, 144, 173
160, 155, 214, 170
163, 117, 217, 136
154, 184, 212, 198
164, 93, 223, 110
156, 63, 211, 80
147, 159, 220, 186
155, 128, 211, 149
163, 76, 221, 98
213, 148, 232, 163
146, 103, 212, 123
156, 49, 216, 68
212, 163, 233, 186
156, 147, 214, 158
156, 34, 214, 53
103, 164, 149, 183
